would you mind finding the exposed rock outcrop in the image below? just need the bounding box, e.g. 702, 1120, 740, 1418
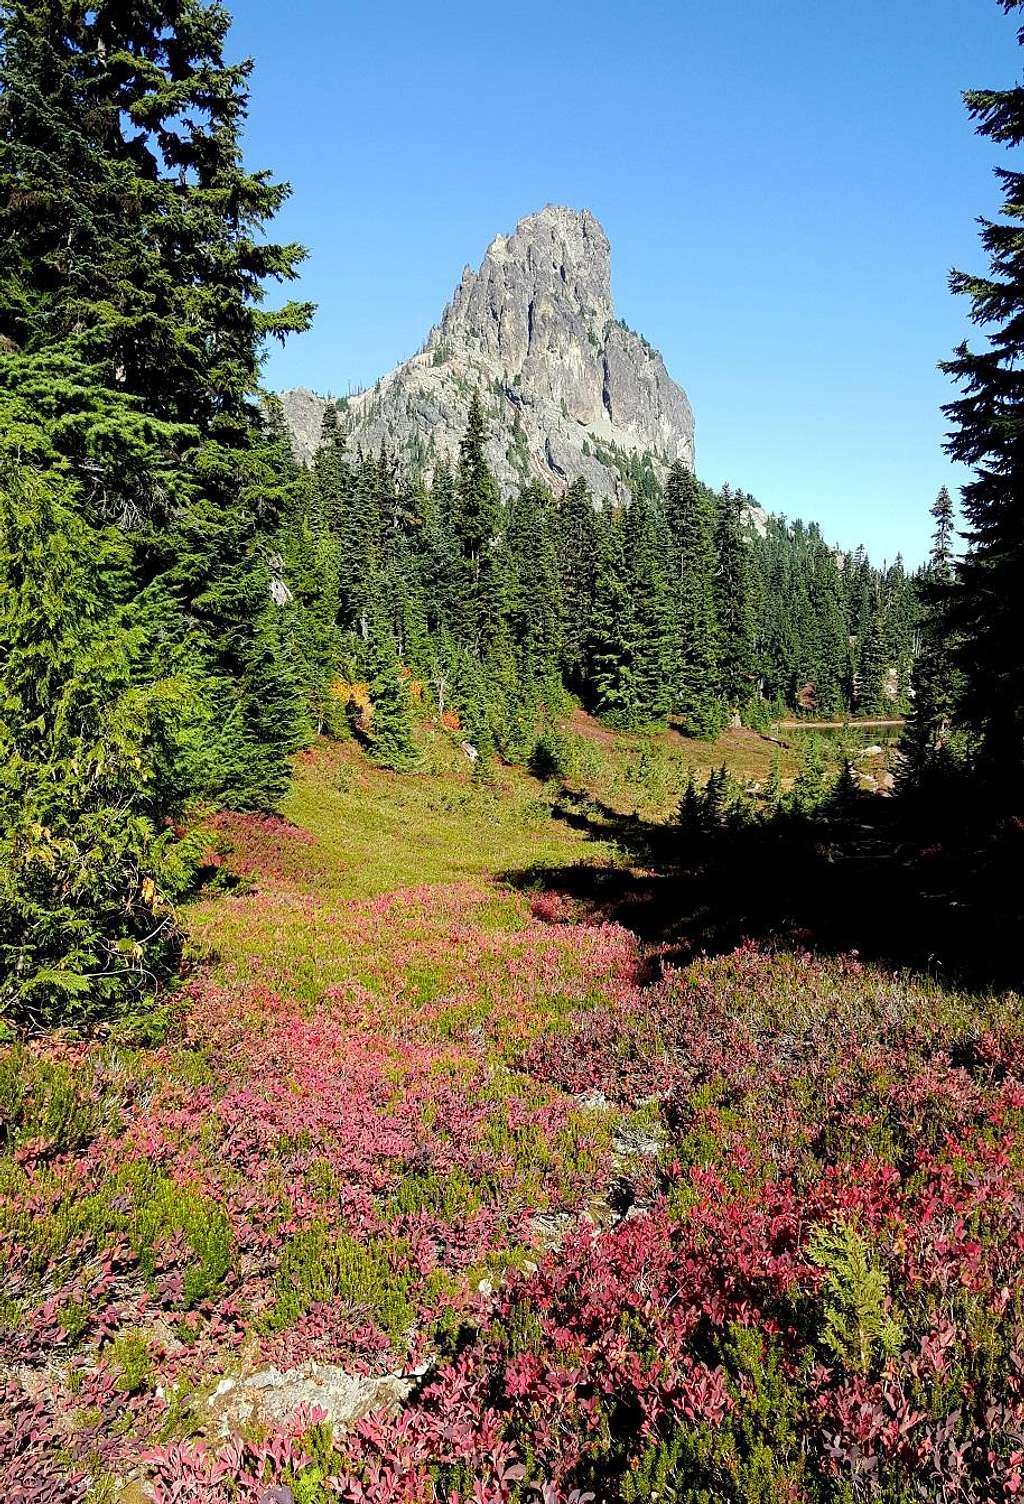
280, 205, 695, 503
205, 1361, 424, 1439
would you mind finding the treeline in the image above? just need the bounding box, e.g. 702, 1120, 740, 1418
268, 391, 918, 766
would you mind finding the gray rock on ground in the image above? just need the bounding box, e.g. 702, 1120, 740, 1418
205, 1361, 426, 1439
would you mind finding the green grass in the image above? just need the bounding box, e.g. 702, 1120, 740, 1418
285, 736, 592, 897
262, 1221, 418, 1343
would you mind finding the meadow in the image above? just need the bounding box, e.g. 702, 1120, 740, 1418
3, 726, 1021, 1503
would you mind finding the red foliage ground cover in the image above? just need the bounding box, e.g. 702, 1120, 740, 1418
3, 810, 1024, 1502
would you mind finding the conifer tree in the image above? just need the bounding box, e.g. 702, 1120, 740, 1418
702, 765, 731, 831
588, 510, 640, 727
857, 608, 888, 716
557, 477, 600, 691
678, 773, 703, 833
791, 738, 828, 817
624, 493, 676, 726
714, 486, 756, 711
452, 393, 505, 654
312, 404, 351, 535
807, 531, 853, 715
763, 750, 784, 815
0, 0, 315, 810
365, 632, 418, 772
507, 481, 563, 691
902, 488, 965, 780
0, 467, 200, 1026
664, 463, 722, 736
830, 757, 862, 820
418, 461, 461, 637
942, 2, 1024, 793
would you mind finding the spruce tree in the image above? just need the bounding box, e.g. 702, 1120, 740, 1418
902, 488, 965, 780
452, 392, 506, 655
763, 750, 784, 816
588, 509, 640, 727
558, 476, 600, 691
857, 608, 888, 716
507, 481, 563, 692
623, 493, 676, 726
0, 0, 314, 809
664, 463, 722, 736
942, 2, 1024, 793
714, 486, 756, 712
419, 460, 461, 638
808, 530, 853, 715
365, 632, 418, 772
0, 467, 200, 1026
311, 403, 351, 535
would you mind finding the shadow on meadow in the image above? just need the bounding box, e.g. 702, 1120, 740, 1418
506, 785, 1024, 992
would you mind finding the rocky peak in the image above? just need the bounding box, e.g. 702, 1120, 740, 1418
280, 206, 695, 502
434, 205, 614, 371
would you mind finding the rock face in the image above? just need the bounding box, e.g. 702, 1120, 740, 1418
280, 205, 695, 503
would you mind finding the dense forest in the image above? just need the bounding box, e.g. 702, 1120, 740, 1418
269, 393, 922, 764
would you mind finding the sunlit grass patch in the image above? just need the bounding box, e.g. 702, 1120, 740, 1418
262, 1221, 417, 1347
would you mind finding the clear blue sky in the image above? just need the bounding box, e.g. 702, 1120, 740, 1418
232, 0, 1020, 565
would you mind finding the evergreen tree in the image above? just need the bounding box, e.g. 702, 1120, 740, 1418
931, 485, 957, 574
714, 486, 756, 711
857, 608, 888, 716
311, 403, 351, 534
588, 509, 640, 728
902, 488, 965, 780
808, 531, 853, 715
418, 461, 461, 638
702, 765, 731, 830
452, 392, 506, 655
623, 493, 676, 726
507, 481, 563, 691
678, 772, 703, 832
558, 477, 600, 691
337, 451, 385, 640
790, 738, 828, 817
830, 757, 862, 820
365, 632, 418, 772
0, 0, 315, 810
0, 467, 200, 1027
763, 750, 784, 816
664, 463, 722, 736
941, 0, 1024, 793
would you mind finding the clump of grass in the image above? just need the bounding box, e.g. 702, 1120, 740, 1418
263, 1222, 416, 1345
5, 1157, 233, 1312
108, 1329, 154, 1393
0, 1047, 123, 1155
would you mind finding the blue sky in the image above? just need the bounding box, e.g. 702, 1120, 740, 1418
233, 0, 1020, 565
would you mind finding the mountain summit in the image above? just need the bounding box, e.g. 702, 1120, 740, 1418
280, 205, 695, 501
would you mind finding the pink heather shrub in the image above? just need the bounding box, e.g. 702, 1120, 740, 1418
4, 809, 1024, 1500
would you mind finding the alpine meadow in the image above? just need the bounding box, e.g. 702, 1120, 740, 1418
1, 2, 1023, 1500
